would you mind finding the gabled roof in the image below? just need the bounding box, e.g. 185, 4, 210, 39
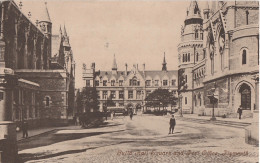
94, 70, 177, 80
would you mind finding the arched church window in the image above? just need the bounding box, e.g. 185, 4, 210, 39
187, 53, 190, 62
185, 53, 188, 62
183, 54, 185, 62
195, 30, 198, 39
196, 52, 199, 62
242, 49, 247, 65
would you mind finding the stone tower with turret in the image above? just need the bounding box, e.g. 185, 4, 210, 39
178, 1, 204, 113
39, 2, 52, 69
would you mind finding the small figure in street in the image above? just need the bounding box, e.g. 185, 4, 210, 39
169, 114, 176, 134
130, 110, 133, 120
22, 121, 28, 138
111, 111, 114, 120
76, 116, 80, 126
237, 105, 243, 119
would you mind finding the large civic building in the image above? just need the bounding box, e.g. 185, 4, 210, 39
0, 1, 75, 127
178, 1, 259, 118
82, 54, 178, 114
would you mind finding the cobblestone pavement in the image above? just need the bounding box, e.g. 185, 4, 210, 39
18, 115, 258, 163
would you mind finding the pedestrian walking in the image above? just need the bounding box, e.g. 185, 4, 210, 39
111, 111, 114, 120
169, 114, 176, 134
22, 121, 28, 138
237, 105, 243, 119
130, 110, 133, 120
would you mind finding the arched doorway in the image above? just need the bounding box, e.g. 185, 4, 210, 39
234, 81, 255, 113
239, 83, 251, 110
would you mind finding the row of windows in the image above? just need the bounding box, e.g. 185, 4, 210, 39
100, 90, 142, 100
210, 48, 250, 75
194, 68, 205, 80
182, 53, 190, 63
93, 79, 177, 87
194, 31, 203, 40
94, 80, 124, 87
99, 90, 177, 100
146, 80, 176, 87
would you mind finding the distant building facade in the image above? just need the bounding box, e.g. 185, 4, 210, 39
82, 54, 178, 114
178, 1, 259, 117
0, 1, 75, 127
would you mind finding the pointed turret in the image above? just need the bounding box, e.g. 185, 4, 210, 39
63, 24, 70, 47
40, 2, 51, 23
162, 52, 167, 71
112, 54, 117, 71
59, 25, 62, 35
203, 1, 210, 19
64, 24, 68, 37
185, 0, 202, 25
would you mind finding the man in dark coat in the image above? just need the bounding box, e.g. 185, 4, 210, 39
237, 105, 243, 119
130, 110, 133, 120
169, 114, 176, 134
22, 121, 28, 138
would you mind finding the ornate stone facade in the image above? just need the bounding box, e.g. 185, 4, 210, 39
178, 1, 259, 118
83, 55, 178, 114
0, 1, 75, 127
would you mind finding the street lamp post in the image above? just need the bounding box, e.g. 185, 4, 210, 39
179, 94, 183, 117
210, 82, 217, 121
141, 91, 144, 113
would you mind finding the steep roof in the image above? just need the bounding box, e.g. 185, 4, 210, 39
186, 0, 202, 20
39, 2, 51, 22
95, 70, 177, 80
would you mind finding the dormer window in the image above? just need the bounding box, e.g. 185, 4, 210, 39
95, 80, 99, 86
119, 80, 123, 86
146, 80, 151, 86
163, 80, 168, 86
103, 80, 107, 86
111, 80, 115, 86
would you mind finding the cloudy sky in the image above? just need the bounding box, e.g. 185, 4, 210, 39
19, 0, 207, 88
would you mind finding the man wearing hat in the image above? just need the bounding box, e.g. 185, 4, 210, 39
169, 114, 176, 134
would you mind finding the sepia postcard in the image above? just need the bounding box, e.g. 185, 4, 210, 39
0, 0, 258, 162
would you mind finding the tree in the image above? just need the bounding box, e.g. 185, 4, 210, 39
106, 94, 115, 107
82, 87, 99, 112
145, 89, 178, 113
75, 89, 83, 114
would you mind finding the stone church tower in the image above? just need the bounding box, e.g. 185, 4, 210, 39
178, 1, 204, 113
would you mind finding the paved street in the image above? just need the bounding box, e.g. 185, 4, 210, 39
18, 115, 258, 163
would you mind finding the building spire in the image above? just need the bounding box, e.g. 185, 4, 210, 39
112, 54, 117, 71
64, 24, 68, 36
162, 52, 167, 71
59, 25, 62, 35
40, 1, 51, 22
186, 0, 201, 20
